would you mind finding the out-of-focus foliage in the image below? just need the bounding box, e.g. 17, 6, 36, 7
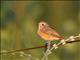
1, 1, 80, 60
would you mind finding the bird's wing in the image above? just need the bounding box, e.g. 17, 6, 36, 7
47, 26, 64, 39
40, 25, 64, 39
45, 26, 60, 36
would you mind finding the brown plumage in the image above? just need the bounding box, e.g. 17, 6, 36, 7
37, 21, 64, 41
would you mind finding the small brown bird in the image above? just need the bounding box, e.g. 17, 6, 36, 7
37, 21, 64, 41
37, 21, 65, 58
37, 21, 65, 53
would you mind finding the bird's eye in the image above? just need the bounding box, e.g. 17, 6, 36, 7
42, 24, 44, 26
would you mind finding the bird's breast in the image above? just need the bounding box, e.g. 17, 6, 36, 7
37, 30, 59, 41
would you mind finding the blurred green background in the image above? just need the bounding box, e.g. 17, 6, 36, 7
1, 1, 80, 60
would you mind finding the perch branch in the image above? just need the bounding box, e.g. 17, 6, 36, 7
1, 34, 80, 55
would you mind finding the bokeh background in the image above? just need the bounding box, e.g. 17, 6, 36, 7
1, 1, 80, 60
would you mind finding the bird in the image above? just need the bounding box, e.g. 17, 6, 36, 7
37, 21, 65, 60
37, 21, 64, 52
37, 21, 64, 41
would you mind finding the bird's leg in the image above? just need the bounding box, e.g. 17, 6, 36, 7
42, 41, 51, 60
45, 41, 52, 54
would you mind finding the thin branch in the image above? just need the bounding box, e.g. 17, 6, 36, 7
1, 34, 80, 55
58, 35, 80, 47
0, 46, 45, 54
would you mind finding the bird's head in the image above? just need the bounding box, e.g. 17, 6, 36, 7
38, 21, 48, 28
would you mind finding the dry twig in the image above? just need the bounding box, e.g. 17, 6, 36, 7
1, 34, 80, 55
